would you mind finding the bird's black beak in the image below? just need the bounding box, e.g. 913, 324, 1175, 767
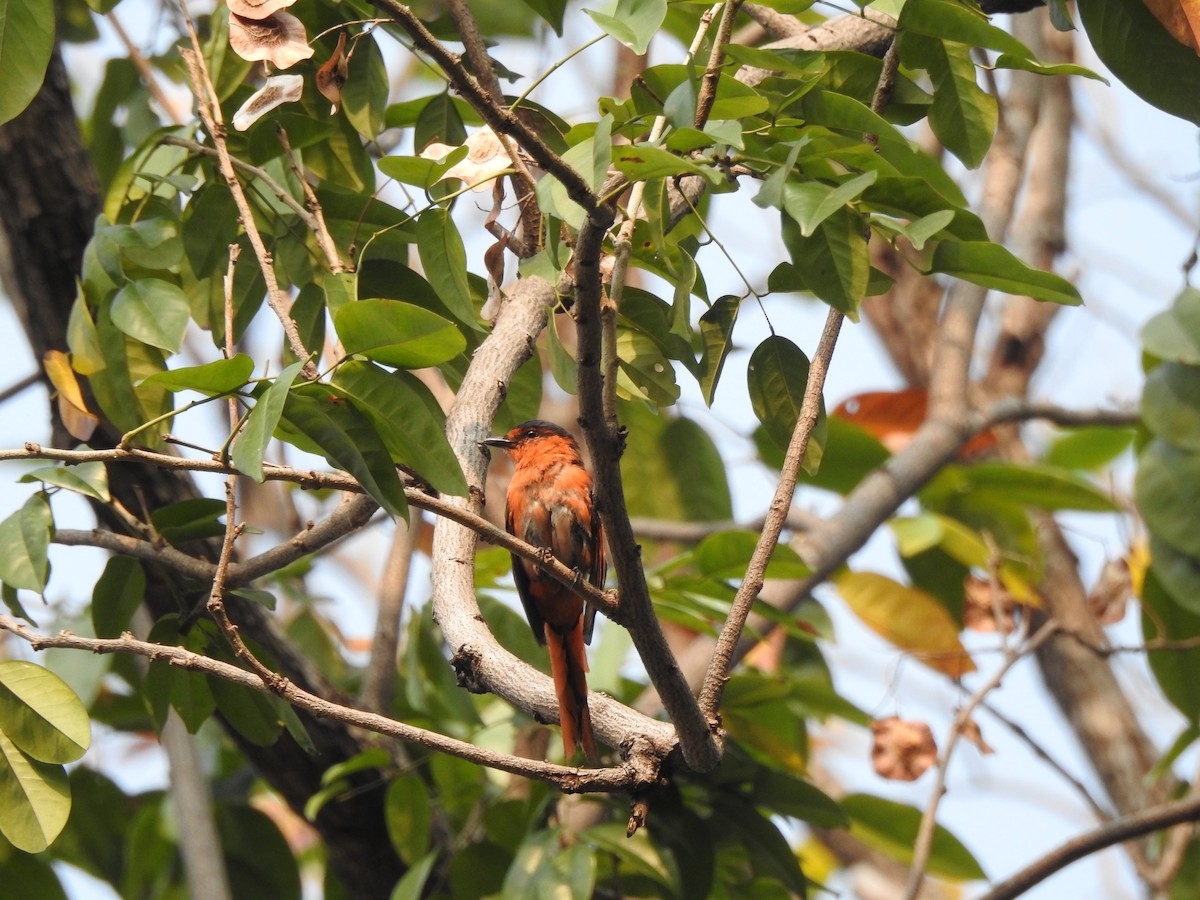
481, 436, 513, 451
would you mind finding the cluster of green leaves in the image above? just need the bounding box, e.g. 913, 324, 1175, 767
1137, 287, 1200, 730
0, 0, 1180, 895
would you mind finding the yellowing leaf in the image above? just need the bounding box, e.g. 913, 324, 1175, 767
836, 571, 976, 677
42, 351, 99, 441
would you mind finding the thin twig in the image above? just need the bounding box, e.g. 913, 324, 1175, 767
698, 308, 843, 715
0, 372, 41, 405
176, 10, 315, 378
694, 1, 742, 129
108, 11, 185, 125
275, 127, 348, 273
904, 620, 1061, 900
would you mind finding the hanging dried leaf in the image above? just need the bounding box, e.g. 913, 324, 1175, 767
227, 0, 298, 19
316, 32, 350, 113
870, 717, 937, 781
43, 350, 99, 441
420, 127, 512, 192
232, 74, 304, 131
962, 574, 1016, 634
228, 12, 314, 69
958, 718, 995, 755
1087, 557, 1133, 625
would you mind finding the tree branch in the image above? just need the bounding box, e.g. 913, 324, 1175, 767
0, 614, 650, 792
979, 796, 1200, 900
699, 308, 843, 715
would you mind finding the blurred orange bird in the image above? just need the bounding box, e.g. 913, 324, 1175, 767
484, 420, 605, 760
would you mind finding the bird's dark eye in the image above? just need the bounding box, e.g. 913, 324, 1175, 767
523, 428, 538, 439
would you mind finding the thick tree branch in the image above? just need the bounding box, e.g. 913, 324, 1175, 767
429, 275, 677, 775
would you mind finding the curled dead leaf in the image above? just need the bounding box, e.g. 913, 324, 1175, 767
870, 717, 937, 781
43, 350, 99, 441
232, 74, 304, 131
316, 32, 349, 113
963, 574, 1016, 634
1087, 557, 1132, 626
226, 0, 298, 19
228, 12, 314, 69
958, 718, 994, 755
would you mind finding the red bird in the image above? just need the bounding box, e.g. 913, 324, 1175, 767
484, 420, 605, 761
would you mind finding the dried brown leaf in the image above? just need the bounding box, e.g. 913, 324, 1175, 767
870, 717, 937, 781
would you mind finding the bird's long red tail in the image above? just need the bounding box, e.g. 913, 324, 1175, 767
544, 620, 597, 761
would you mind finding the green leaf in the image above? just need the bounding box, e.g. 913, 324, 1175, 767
925, 460, 1117, 513
232, 360, 304, 483
416, 207, 478, 326
0, 0, 55, 126
150, 497, 228, 544
139, 354, 255, 395
899, 0, 1033, 58
1137, 440, 1200, 558
781, 206, 869, 316
612, 143, 721, 184
280, 386, 409, 518
0, 729, 70, 853
698, 294, 740, 405
0, 661, 90, 763
110, 279, 191, 353
693, 531, 810, 580
992, 53, 1106, 82
0, 851, 67, 900
335, 299, 467, 369
901, 33, 997, 169
0, 493, 53, 593
930, 240, 1081, 305
209, 676, 284, 747
780, 171, 877, 238
660, 417, 733, 521
391, 853, 437, 900
1143, 568, 1200, 722
1044, 425, 1135, 470
386, 776, 433, 866
747, 335, 824, 473
342, 32, 389, 139
616, 326, 680, 406
842, 793, 987, 881
534, 117, 612, 229
2, 584, 34, 625
1149, 535, 1200, 618
331, 360, 468, 496
413, 91, 467, 151
18, 461, 110, 503
1142, 287, 1200, 364
91, 556, 145, 639
583, 0, 666, 54
1079, 0, 1200, 126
